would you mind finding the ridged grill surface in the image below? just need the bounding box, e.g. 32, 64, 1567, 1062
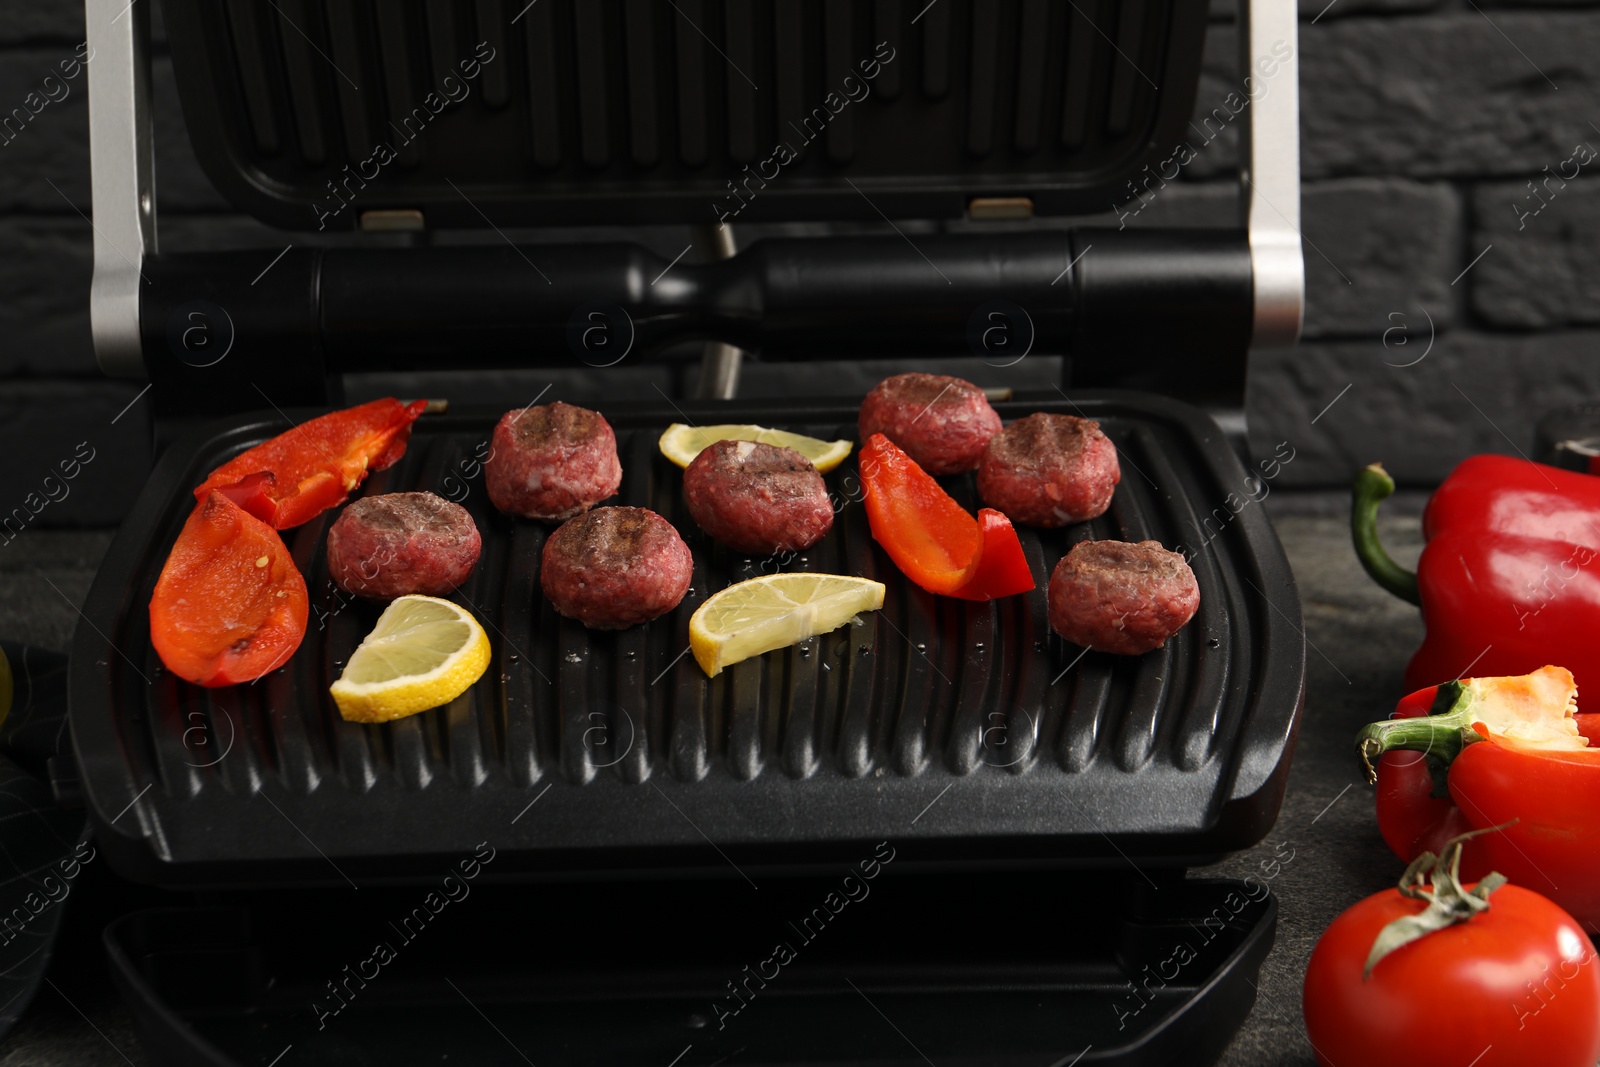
73, 396, 1303, 885
160, 0, 1206, 227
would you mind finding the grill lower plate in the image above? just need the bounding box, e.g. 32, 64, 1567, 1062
71, 391, 1304, 886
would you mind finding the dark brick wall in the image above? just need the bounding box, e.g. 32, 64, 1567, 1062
3, 0, 1599, 525
1181, 1, 1600, 486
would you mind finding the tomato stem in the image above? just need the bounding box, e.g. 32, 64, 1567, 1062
1363, 825, 1513, 979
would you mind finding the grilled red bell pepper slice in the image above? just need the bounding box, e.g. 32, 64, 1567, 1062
1352, 457, 1600, 693
861, 433, 982, 595
1357, 665, 1600, 932
149, 491, 310, 687
210, 470, 277, 516
193, 397, 426, 529
947, 508, 1036, 601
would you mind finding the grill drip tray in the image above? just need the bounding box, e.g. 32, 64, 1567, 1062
106, 870, 1276, 1067
70, 392, 1304, 887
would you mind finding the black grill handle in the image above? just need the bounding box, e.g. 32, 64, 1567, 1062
140, 228, 1251, 419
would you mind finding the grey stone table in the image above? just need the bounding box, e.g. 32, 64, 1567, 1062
0, 494, 1426, 1066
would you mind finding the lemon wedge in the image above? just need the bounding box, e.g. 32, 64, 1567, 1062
330, 595, 490, 723
659, 423, 853, 473
689, 573, 885, 677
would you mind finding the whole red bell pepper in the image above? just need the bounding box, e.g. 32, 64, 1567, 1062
1357, 664, 1600, 932
859, 434, 1034, 600
1352, 457, 1600, 693
193, 397, 426, 529
149, 491, 310, 687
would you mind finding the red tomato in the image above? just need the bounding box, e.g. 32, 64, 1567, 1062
1303, 882, 1600, 1067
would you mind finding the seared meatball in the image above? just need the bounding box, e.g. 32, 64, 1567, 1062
683, 440, 833, 555
979, 413, 1120, 527
325, 492, 481, 599
858, 373, 1001, 475
540, 507, 692, 630
1048, 540, 1199, 655
485, 402, 622, 521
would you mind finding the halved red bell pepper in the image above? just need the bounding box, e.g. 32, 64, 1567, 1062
193, 397, 426, 529
1357, 665, 1600, 931
860, 434, 1035, 600
150, 491, 310, 687
948, 508, 1035, 601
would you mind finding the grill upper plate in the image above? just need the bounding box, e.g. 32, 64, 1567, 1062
71, 392, 1304, 886
158, 0, 1210, 228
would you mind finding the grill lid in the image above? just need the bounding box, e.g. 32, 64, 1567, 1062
159, 0, 1211, 229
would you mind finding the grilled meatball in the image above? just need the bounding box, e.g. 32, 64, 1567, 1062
683, 440, 833, 555
979, 413, 1120, 527
325, 491, 482, 599
485, 402, 622, 521
1048, 540, 1199, 655
541, 507, 692, 630
858, 373, 1001, 475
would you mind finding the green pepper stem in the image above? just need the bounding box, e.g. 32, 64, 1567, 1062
1351, 463, 1421, 606
1355, 682, 1480, 785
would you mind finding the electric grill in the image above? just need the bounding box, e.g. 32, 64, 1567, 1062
74, 0, 1305, 1063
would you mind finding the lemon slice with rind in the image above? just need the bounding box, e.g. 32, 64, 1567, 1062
659, 423, 853, 473
330, 595, 490, 723
689, 573, 885, 678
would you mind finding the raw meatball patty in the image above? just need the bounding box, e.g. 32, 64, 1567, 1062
858, 373, 1001, 475
541, 507, 693, 630
325, 492, 482, 599
1048, 540, 1199, 655
979, 413, 1120, 527
485, 402, 622, 521
683, 440, 833, 555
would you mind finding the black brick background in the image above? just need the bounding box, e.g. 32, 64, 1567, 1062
3, 0, 1600, 523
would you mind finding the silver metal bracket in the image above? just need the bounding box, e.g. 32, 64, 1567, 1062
692, 222, 744, 400
1240, 0, 1304, 347
87, 0, 156, 379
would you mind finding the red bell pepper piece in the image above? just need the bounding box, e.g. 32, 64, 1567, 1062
193, 398, 426, 529
947, 508, 1035, 601
860, 433, 982, 595
1357, 665, 1600, 932
210, 470, 277, 516
1352, 457, 1600, 693
859, 434, 1035, 600
149, 491, 310, 687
